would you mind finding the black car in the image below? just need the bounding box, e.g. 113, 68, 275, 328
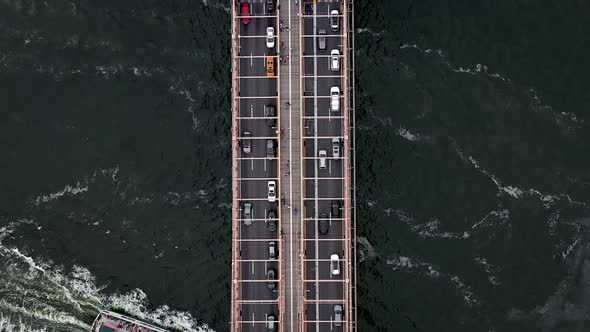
319, 213, 329, 235
264, 105, 276, 127
265, 0, 275, 14
267, 268, 277, 289
266, 139, 276, 158
267, 209, 277, 232
331, 201, 341, 218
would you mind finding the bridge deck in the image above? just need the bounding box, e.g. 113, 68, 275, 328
231, 1, 356, 331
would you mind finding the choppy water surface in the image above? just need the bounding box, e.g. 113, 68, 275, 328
0, 0, 589, 331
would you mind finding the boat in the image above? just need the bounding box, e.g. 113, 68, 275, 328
91, 310, 170, 332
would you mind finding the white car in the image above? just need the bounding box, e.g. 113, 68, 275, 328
266, 27, 275, 49
267, 180, 276, 202
330, 9, 339, 31
318, 149, 327, 169
330, 86, 340, 112
330, 49, 340, 71
330, 254, 340, 276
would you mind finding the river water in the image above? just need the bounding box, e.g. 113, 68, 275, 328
0, 0, 589, 331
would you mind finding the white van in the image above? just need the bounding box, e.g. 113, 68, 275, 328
330, 86, 340, 112
318, 149, 327, 169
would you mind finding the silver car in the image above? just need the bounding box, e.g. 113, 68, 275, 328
333, 304, 343, 327
317, 29, 326, 50
332, 137, 340, 158
243, 202, 252, 225
242, 131, 252, 153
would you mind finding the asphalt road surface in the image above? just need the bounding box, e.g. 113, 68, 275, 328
301, 1, 347, 331
237, 0, 280, 331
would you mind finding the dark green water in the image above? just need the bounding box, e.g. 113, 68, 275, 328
0, 0, 589, 331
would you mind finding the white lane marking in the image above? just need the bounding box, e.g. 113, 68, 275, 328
264, 260, 267, 273
252, 313, 255, 327
330, 315, 334, 330
250, 53, 253, 66
264, 208, 267, 222
251, 261, 255, 275
329, 159, 332, 174
250, 104, 253, 117
264, 158, 267, 171
263, 52, 266, 67
251, 159, 254, 171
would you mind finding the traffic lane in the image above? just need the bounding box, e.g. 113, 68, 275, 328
304, 162, 342, 191
240, 77, 277, 97
239, 98, 277, 118
240, 120, 277, 140
316, 281, 344, 300
304, 259, 344, 281
240, 207, 279, 238
304, 178, 342, 199
240, 211, 279, 240
240, 57, 273, 77
241, 279, 279, 301
305, 238, 343, 263
314, 118, 343, 139
303, 97, 340, 117
238, 200, 278, 221
305, 219, 343, 240
239, 260, 271, 281
240, 155, 277, 177
241, 238, 281, 260
304, 56, 341, 76
240, 303, 279, 331
316, 303, 345, 328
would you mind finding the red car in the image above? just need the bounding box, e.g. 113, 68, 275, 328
241, 2, 250, 24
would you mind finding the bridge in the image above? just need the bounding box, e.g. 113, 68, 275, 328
230, 0, 356, 331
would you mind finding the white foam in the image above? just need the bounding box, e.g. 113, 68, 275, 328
387, 254, 478, 305
471, 209, 510, 229
0, 239, 214, 331
32, 182, 88, 206
356, 28, 385, 36
456, 147, 586, 208
356, 236, 377, 262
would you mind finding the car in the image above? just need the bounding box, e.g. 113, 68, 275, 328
330, 9, 339, 31
330, 86, 340, 112
265, 0, 274, 14
330, 49, 340, 71
268, 241, 276, 259
267, 209, 277, 232
266, 56, 275, 77
264, 105, 276, 127
267, 314, 276, 331
330, 254, 340, 276
319, 213, 329, 235
267, 268, 277, 289
242, 131, 252, 153
241, 2, 250, 25
266, 139, 275, 158
267, 181, 276, 202
266, 27, 275, 48
243, 202, 252, 225
333, 304, 343, 327
332, 137, 341, 158
331, 200, 341, 217
306, 119, 315, 135
317, 28, 326, 50
318, 149, 327, 169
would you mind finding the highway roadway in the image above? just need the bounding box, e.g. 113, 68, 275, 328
301, 1, 347, 331
236, 1, 280, 331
